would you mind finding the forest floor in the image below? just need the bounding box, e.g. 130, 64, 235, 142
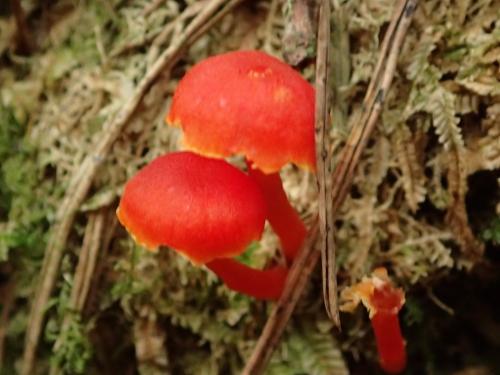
0, 0, 499, 374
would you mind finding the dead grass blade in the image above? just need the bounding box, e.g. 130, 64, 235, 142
0, 277, 15, 368
49, 211, 106, 375
314, 0, 340, 328
331, 0, 418, 214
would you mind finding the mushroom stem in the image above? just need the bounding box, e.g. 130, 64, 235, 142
246, 162, 307, 264
369, 278, 407, 374
371, 311, 406, 374
340, 268, 407, 374
206, 258, 287, 300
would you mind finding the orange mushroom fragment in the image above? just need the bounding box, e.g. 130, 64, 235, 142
117, 151, 287, 300
340, 268, 407, 374
166, 50, 315, 263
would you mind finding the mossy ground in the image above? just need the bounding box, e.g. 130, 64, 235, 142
0, 1, 499, 374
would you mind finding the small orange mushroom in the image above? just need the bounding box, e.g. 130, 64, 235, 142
166, 50, 315, 263
117, 151, 287, 300
340, 268, 407, 374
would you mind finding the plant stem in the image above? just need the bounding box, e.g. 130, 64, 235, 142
206, 258, 287, 300
247, 163, 307, 264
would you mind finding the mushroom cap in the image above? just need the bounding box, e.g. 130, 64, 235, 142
117, 151, 267, 264
340, 268, 405, 317
166, 50, 316, 174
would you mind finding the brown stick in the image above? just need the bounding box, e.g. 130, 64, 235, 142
314, 0, 340, 327
20, 1, 246, 373
242, 221, 320, 375
0, 279, 15, 368
10, 0, 33, 54
331, 0, 418, 214
50, 212, 105, 375
282, 0, 317, 66
84, 212, 119, 317
242, 1, 418, 373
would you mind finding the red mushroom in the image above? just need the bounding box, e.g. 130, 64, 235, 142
340, 268, 407, 374
117, 151, 287, 300
166, 50, 315, 263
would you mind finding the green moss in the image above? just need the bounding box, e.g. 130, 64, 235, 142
482, 216, 500, 245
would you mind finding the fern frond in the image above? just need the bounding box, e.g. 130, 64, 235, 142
401, 23, 482, 258
301, 331, 349, 375
388, 212, 454, 284
456, 93, 480, 115
479, 103, 500, 169
393, 125, 427, 212
426, 156, 450, 209
406, 38, 437, 81
445, 150, 484, 257
427, 87, 464, 150
268, 324, 349, 375
367, 135, 391, 195
425, 90, 482, 257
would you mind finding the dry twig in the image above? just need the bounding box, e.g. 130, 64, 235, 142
314, 0, 339, 327
331, 0, 418, 214
0, 278, 15, 368
10, 0, 33, 54
243, 0, 418, 373
112, 2, 204, 59
242, 221, 320, 375
141, 0, 166, 17
20, 1, 246, 373
49, 211, 106, 375
282, 0, 317, 66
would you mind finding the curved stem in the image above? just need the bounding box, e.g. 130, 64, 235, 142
371, 312, 406, 374
206, 258, 288, 300
246, 162, 307, 264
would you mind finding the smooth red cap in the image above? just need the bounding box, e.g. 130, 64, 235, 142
166, 50, 316, 174
117, 152, 267, 264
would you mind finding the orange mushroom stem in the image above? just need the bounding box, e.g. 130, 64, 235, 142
340, 268, 407, 374
117, 151, 287, 300
246, 161, 307, 263
206, 258, 287, 300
